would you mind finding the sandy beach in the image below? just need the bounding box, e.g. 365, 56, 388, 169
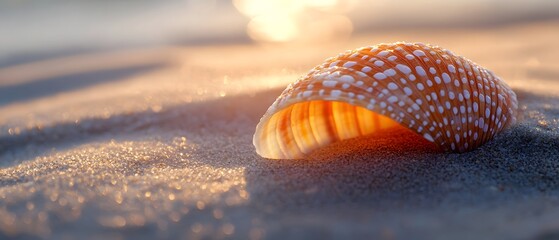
1, 14, 559, 240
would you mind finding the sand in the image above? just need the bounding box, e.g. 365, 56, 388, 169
0, 20, 559, 239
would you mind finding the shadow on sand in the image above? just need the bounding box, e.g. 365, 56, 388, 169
0, 81, 558, 239
0, 85, 557, 211
0, 61, 168, 106
243, 88, 559, 211
0, 87, 282, 166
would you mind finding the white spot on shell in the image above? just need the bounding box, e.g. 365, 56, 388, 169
343, 61, 357, 68
463, 90, 470, 99
423, 133, 434, 142
377, 51, 389, 57
442, 73, 451, 83
403, 87, 413, 96
328, 60, 340, 68
331, 90, 342, 97
384, 69, 397, 76
387, 96, 398, 103
396, 64, 412, 74
340, 75, 355, 83
448, 64, 456, 73
388, 83, 398, 90
322, 80, 337, 87
380, 102, 387, 108
413, 50, 426, 57
374, 73, 387, 80
415, 66, 427, 76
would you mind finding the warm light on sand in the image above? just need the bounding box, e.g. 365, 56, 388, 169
233, 0, 355, 43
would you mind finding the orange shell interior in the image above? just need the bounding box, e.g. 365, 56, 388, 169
254, 100, 438, 159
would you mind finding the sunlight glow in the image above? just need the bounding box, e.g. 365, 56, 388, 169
247, 14, 299, 42
233, 0, 356, 43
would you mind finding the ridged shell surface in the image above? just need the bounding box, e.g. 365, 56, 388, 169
254, 42, 518, 159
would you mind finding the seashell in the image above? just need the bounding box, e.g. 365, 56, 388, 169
253, 42, 518, 159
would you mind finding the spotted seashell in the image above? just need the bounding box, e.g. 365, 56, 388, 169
253, 42, 518, 159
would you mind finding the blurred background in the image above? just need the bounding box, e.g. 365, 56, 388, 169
1, 1, 559, 239
1, 0, 559, 68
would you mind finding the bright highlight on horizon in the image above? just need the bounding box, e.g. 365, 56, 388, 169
232, 0, 356, 43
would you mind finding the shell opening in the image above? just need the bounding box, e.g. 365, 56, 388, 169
253, 100, 437, 159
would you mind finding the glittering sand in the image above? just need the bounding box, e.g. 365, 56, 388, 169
1, 21, 559, 240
